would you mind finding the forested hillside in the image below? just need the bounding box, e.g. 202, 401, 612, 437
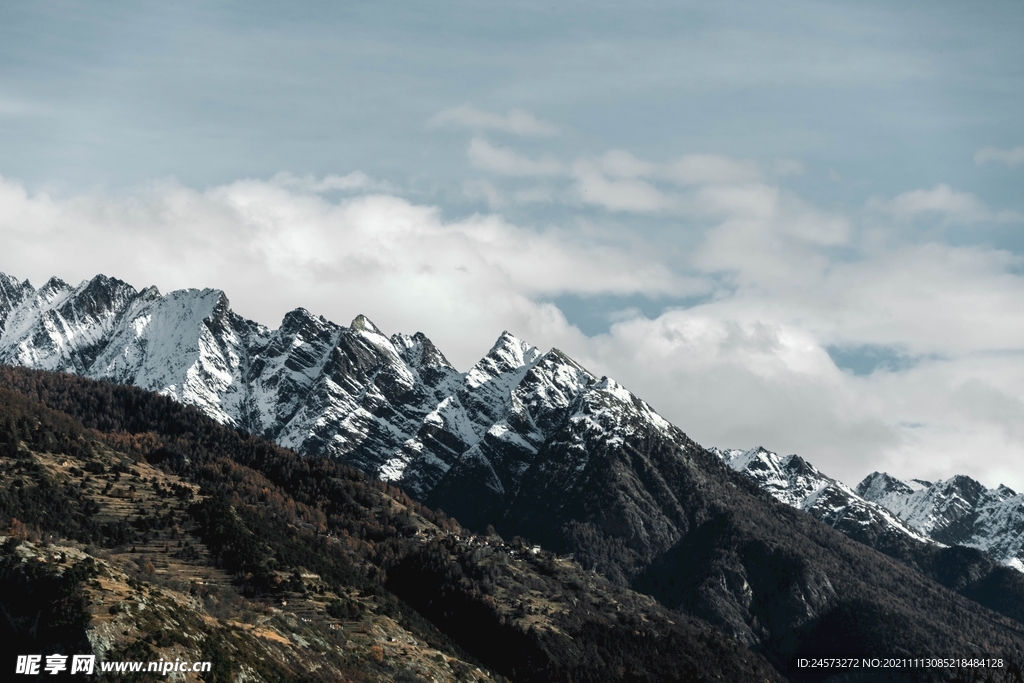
3, 367, 1024, 681
0, 366, 783, 682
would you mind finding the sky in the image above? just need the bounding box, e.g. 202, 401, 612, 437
0, 0, 1022, 489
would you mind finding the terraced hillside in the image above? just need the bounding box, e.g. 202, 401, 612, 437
0, 417, 500, 682
0, 368, 784, 683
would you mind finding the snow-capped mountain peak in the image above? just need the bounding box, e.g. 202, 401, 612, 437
0, 271, 693, 510
714, 446, 934, 548
856, 471, 918, 499
0, 274, 34, 334
469, 331, 542, 385
350, 313, 381, 334
717, 446, 1024, 573
857, 471, 1024, 570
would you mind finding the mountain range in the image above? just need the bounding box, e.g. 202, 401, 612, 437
5, 271, 1024, 680
5, 271, 1022, 575
717, 446, 1024, 572
0, 366, 784, 683
859, 471, 1024, 571
0, 272, 664, 505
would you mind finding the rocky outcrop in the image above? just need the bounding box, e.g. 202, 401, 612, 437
859, 471, 1024, 570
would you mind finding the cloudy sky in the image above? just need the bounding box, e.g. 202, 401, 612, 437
1, 0, 1022, 489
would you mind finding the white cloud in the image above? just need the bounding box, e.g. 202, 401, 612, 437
1, 164, 1023, 493
593, 150, 659, 179
459, 145, 770, 215
564, 152, 764, 214
0, 173, 697, 370
270, 171, 391, 193
877, 183, 1024, 223
573, 234, 1024, 487
463, 178, 555, 209
587, 150, 761, 187
974, 145, 1024, 167
468, 138, 564, 176
571, 160, 679, 213
430, 105, 559, 137
441, 145, 1024, 490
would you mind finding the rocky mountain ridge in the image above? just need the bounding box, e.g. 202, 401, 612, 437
0, 369, 786, 683
858, 471, 1024, 571
712, 446, 934, 548
0, 270, 711, 581
717, 445, 1024, 573
2, 272, 666, 504
6, 274, 1024, 678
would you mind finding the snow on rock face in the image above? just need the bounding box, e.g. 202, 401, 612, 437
0, 275, 139, 374
460, 332, 543, 438
6, 270, 1024, 579
0, 274, 34, 335
0, 271, 690, 508
391, 332, 460, 390
714, 446, 934, 548
857, 472, 1024, 569
719, 445, 1024, 573
244, 307, 341, 436
1, 277, 73, 363
86, 287, 256, 425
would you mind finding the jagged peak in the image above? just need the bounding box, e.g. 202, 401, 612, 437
149, 287, 232, 320
78, 273, 130, 289
161, 286, 225, 302
0, 271, 30, 290
392, 331, 456, 371
944, 473, 983, 488
478, 331, 542, 372
205, 290, 235, 324
781, 453, 823, 477
40, 276, 71, 294
70, 273, 138, 300
282, 306, 315, 322
351, 314, 383, 335
10, 277, 73, 314
592, 376, 637, 403
490, 330, 532, 352
935, 474, 986, 502
545, 346, 570, 360
729, 446, 783, 472
0, 272, 34, 303
710, 446, 746, 460
0, 273, 33, 334
536, 346, 588, 372
856, 471, 915, 498
718, 446, 803, 475
276, 307, 338, 340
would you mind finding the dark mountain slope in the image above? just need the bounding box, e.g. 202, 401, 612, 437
5, 278, 1024, 682
5, 369, 1024, 681
0, 366, 784, 683
858, 471, 1024, 570
421, 371, 1024, 679
717, 447, 1024, 630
